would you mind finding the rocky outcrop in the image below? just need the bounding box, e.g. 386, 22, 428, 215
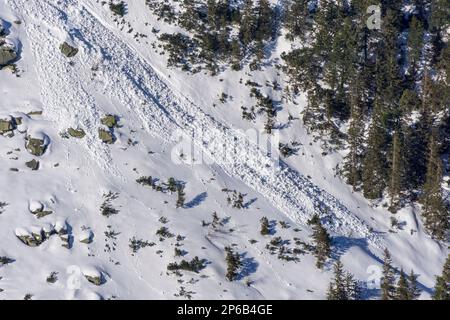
59, 42, 78, 58
15, 226, 55, 247
0, 117, 14, 134
67, 127, 86, 138
100, 115, 118, 128
25, 159, 40, 170
25, 133, 49, 156
0, 41, 17, 66
29, 200, 53, 219
98, 128, 114, 144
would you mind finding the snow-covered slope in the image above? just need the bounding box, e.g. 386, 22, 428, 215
0, 0, 447, 300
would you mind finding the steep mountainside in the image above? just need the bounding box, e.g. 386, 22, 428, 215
0, 0, 448, 300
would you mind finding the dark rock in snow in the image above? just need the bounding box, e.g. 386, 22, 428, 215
60, 42, 78, 58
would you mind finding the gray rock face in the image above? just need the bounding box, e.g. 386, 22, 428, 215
60, 42, 78, 58
26, 135, 48, 156
0, 118, 14, 134
100, 115, 118, 128
0, 43, 17, 66
85, 274, 103, 286
25, 159, 40, 170
98, 128, 115, 144
67, 127, 86, 138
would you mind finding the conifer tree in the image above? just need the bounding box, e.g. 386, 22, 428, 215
327, 259, 361, 300
408, 270, 422, 300
260, 217, 270, 235
176, 185, 186, 208
421, 134, 449, 240
344, 74, 365, 189
327, 260, 347, 300
395, 269, 410, 300
407, 16, 424, 83
380, 248, 396, 300
433, 254, 450, 300
362, 102, 389, 199
225, 246, 241, 281
388, 130, 405, 211
345, 272, 361, 300
284, 0, 311, 40
309, 214, 332, 269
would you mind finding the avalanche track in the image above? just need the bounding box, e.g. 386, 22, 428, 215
8, 0, 384, 249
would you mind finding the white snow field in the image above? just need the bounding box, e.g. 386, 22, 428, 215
0, 0, 447, 299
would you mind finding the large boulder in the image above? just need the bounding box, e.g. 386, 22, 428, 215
60, 42, 78, 58
15, 227, 45, 247
100, 115, 118, 128
98, 128, 114, 144
67, 127, 86, 139
25, 132, 49, 156
28, 200, 53, 219
0, 42, 17, 66
0, 116, 14, 134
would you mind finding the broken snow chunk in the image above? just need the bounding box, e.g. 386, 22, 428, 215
42, 223, 56, 238
29, 200, 44, 213
79, 229, 94, 244
60, 42, 78, 58
54, 220, 68, 235
28, 200, 52, 218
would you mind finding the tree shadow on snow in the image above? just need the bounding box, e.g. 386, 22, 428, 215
185, 192, 207, 208
237, 252, 259, 280
330, 235, 433, 297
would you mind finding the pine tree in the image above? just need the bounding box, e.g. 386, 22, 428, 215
345, 272, 361, 300
327, 259, 361, 300
239, 0, 255, 48
402, 87, 428, 190
362, 101, 389, 199
407, 16, 424, 83
388, 130, 405, 211
421, 133, 449, 240
395, 269, 410, 300
344, 74, 365, 189
327, 260, 347, 300
310, 215, 332, 269
225, 246, 241, 281
284, 0, 311, 40
408, 270, 422, 300
260, 217, 270, 235
176, 185, 186, 208
167, 177, 177, 193
433, 254, 450, 300
380, 248, 396, 300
